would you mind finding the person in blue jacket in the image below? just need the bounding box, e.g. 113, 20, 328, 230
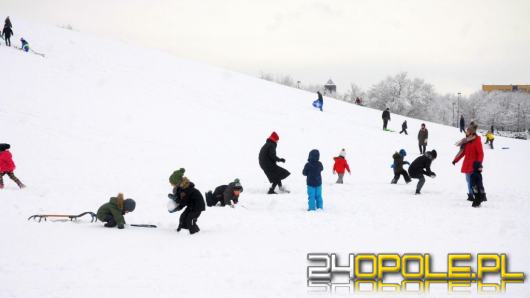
303, 149, 324, 211
20, 38, 29, 52
312, 91, 324, 112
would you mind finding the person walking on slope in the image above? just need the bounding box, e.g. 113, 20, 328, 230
459, 115, 466, 133
0, 144, 26, 189
400, 120, 408, 135
170, 177, 205, 234
96, 193, 136, 229
303, 149, 324, 211
485, 131, 494, 149
312, 91, 324, 112
2, 24, 13, 47
332, 149, 350, 184
391, 149, 411, 184
259, 131, 291, 194
418, 123, 429, 154
470, 161, 487, 207
408, 150, 437, 195
205, 178, 243, 208
382, 108, 391, 130
452, 121, 484, 202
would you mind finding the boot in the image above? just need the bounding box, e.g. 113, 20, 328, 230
467, 194, 474, 201
267, 188, 277, 194
482, 193, 487, 202
472, 197, 482, 207
390, 178, 397, 184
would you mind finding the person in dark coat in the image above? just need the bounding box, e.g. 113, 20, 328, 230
418, 123, 429, 154
205, 178, 243, 207
399, 120, 408, 135
172, 177, 205, 234
382, 108, 391, 130
391, 149, 411, 184
460, 115, 466, 133
2, 25, 13, 47
4, 17, 11, 29
96, 193, 136, 229
408, 150, 437, 194
303, 149, 323, 211
470, 161, 487, 207
259, 131, 290, 194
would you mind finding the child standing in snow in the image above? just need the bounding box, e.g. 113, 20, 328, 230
332, 149, 350, 184
470, 161, 487, 207
391, 149, 411, 184
0, 144, 26, 189
303, 149, 323, 211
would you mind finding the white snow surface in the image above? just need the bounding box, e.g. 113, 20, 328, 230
1, 19, 529, 298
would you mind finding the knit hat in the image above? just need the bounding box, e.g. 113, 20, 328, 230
268, 131, 279, 142
468, 121, 478, 134
232, 178, 243, 191
123, 198, 136, 212
399, 149, 406, 157
179, 177, 191, 189
339, 149, 346, 157
430, 149, 437, 159
0, 143, 10, 151
169, 168, 186, 186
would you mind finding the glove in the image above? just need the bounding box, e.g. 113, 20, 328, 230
452, 161, 456, 165
118, 224, 124, 229
278, 158, 286, 163
404, 161, 410, 165
430, 172, 436, 178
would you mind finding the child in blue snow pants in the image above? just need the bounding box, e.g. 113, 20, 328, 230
303, 149, 324, 211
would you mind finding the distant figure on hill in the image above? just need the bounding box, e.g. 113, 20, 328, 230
399, 120, 408, 135
96, 193, 136, 229
4, 17, 12, 29
459, 115, 465, 133
418, 123, 429, 154
0, 144, 26, 189
382, 108, 391, 130
355, 97, 362, 105
2, 24, 13, 47
205, 179, 243, 208
408, 150, 437, 195
259, 131, 290, 194
312, 91, 323, 112
332, 149, 350, 184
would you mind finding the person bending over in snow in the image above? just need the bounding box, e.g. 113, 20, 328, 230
0, 144, 26, 189
399, 120, 408, 135
20, 38, 30, 52
259, 131, 291, 194
303, 149, 324, 211
484, 131, 494, 149
391, 149, 411, 184
470, 161, 487, 207
170, 177, 205, 234
408, 150, 437, 195
205, 178, 243, 208
96, 193, 136, 229
332, 149, 350, 184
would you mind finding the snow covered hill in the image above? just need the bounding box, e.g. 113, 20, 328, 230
1, 19, 529, 298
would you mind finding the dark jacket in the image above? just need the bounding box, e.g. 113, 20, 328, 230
212, 183, 241, 206
97, 196, 126, 227
382, 110, 390, 120
2, 26, 13, 38
303, 149, 323, 187
418, 128, 428, 145
471, 161, 485, 196
402, 121, 407, 130
259, 139, 290, 183
460, 116, 465, 128
179, 182, 206, 212
392, 152, 407, 173
5, 17, 11, 29
408, 153, 435, 177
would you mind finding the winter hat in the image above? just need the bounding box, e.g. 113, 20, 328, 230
339, 149, 346, 157
468, 121, 478, 134
268, 131, 279, 142
430, 149, 437, 159
399, 149, 407, 157
123, 198, 136, 212
179, 177, 191, 189
232, 178, 243, 191
169, 168, 186, 186
308, 149, 320, 162
0, 143, 10, 151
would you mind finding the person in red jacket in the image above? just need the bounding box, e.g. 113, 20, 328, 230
333, 149, 351, 184
452, 121, 484, 201
0, 144, 25, 189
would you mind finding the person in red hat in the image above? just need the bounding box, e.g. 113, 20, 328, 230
258, 132, 290, 194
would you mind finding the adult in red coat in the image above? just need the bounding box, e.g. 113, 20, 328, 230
0, 144, 25, 189
452, 121, 484, 201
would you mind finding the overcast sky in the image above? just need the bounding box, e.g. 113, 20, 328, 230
2, 0, 529, 95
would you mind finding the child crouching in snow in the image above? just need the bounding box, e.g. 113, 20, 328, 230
303, 149, 323, 211
96, 193, 136, 229
333, 149, 350, 184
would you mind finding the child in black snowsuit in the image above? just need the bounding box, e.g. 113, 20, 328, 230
205, 178, 243, 208
399, 120, 408, 135
391, 149, 411, 184
471, 161, 487, 207
408, 150, 437, 194
169, 177, 205, 234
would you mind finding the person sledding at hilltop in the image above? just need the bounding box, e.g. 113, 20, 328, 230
96, 193, 136, 229
0, 144, 26, 189
391, 149, 411, 184
332, 149, 350, 184
382, 108, 391, 130
452, 121, 484, 202
303, 149, 324, 211
205, 178, 243, 208
259, 131, 290, 194
168, 176, 205, 234
312, 91, 324, 112
2, 24, 13, 47
470, 161, 487, 207
408, 150, 437, 195
485, 130, 494, 149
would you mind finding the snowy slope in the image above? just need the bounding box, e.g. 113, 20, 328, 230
1, 19, 529, 298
